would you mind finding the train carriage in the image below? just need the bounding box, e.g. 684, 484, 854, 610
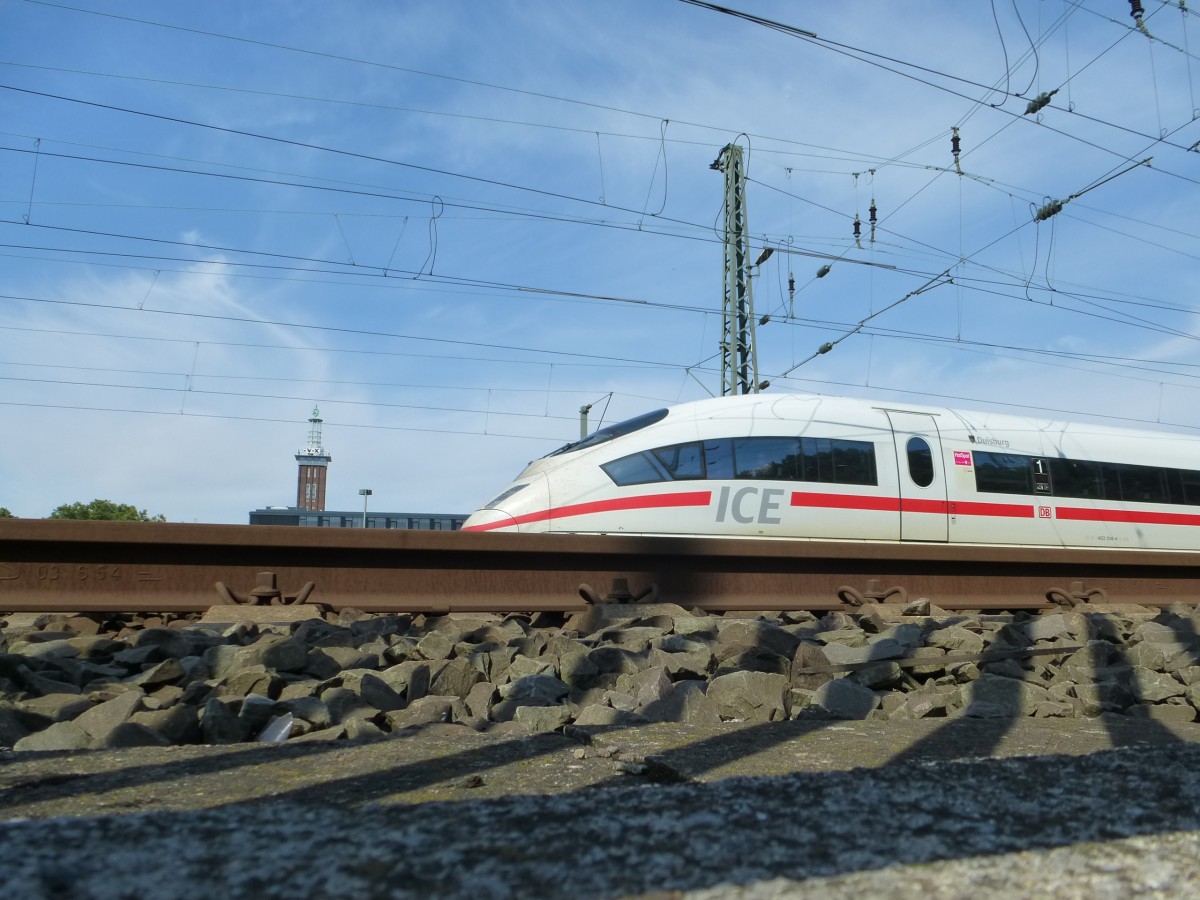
462, 393, 1200, 551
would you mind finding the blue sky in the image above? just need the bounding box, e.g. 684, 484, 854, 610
3, 0, 1200, 522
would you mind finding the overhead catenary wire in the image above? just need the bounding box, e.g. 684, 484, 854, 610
9, 256, 1200, 398
7, 0, 1200, 460
778, 270, 956, 377
11, 2, 1200, 174
1031, 157, 1152, 222
9, 210, 1191, 361
0, 398, 584, 444
676, 0, 1200, 169
9, 20, 1200, 274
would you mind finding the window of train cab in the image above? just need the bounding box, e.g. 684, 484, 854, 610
546, 408, 669, 457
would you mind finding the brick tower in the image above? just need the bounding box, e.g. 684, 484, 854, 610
295, 407, 332, 511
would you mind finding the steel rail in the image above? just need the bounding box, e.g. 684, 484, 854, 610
1, 519, 1199, 614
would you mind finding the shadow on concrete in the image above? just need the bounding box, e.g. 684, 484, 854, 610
890, 609, 1189, 765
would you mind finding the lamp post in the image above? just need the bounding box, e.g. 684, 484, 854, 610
358, 488, 372, 528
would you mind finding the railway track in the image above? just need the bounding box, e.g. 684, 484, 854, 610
3, 519, 1199, 614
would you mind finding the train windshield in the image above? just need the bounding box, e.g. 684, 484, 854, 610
544, 408, 669, 457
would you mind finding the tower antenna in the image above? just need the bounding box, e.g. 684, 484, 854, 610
295, 406, 332, 511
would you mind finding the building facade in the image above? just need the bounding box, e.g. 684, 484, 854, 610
248, 408, 465, 530
249, 508, 465, 530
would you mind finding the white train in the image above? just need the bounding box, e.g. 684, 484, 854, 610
462, 393, 1200, 550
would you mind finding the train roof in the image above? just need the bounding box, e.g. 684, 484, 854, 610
657, 392, 1200, 447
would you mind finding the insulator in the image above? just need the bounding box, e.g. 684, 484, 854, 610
853, 216, 861, 239
788, 274, 795, 294
869, 199, 878, 224
1130, 0, 1144, 20
818, 342, 834, 355
1034, 199, 1064, 222
1024, 89, 1058, 115
951, 128, 961, 156
816, 264, 831, 278
759, 314, 770, 326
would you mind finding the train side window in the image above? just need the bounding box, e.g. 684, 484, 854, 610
733, 437, 803, 480
1179, 469, 1200, 505
653, 443, 705, 480
801, 437, 834, 482
972, 453, 1200, 506
601, 452, 668, 486
906, 437, 935, 488
703, 439, 735, 480
1104, 462, 1168, 503
1132, 466, 1169, 503
974, 451, 1033, 494
1048, 458, 1103, 499
831, 440, 878, 485
799, 437, 878, 485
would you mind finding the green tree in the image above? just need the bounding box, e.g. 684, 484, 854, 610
49, 499, 166, 522
0, 507, 13, 518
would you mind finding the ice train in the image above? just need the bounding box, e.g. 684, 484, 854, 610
462, 393, 1200, 551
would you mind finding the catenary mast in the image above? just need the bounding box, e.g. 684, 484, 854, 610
712, 143, 759, 396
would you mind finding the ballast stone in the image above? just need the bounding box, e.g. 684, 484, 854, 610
99, 721, 174, 749
1023, 614, 1074, 642
384, 695, 463, 729
707, 671, 790, 722
14, 719, 92, 751
819, 637, 906, 666
1130, 667, 1187, 702
513, 704, 572, 733
641, 679, 721, 725
75, 688, 144, 741
962, 673, 1050, 718
0, 706, 31, 746
133, 626, 196, 659
811, 677, 879, 720
200, 698, 249, 744
925, 624, 986, 655
430, 657, 484, 698
16, 692, 94, 723
9, 604, 1200, 753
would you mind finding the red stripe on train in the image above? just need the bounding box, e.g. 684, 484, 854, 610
1055, 506, 1200, 527
951, 500, 1035, 518
551, 491, 713, 520
790, 492, 898, 512
789, 493, 1035, 519
468, 488, 1200, 531
463, 490, 713, 531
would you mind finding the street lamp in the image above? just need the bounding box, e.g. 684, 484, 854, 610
358, 488, 372, 528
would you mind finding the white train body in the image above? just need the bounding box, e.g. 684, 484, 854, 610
462, 393, 1200, 550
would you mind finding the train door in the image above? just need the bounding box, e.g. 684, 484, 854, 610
885, 411, 948, 542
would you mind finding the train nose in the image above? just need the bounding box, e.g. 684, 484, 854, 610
461, 508, 520, 532
462, 473, 550, 533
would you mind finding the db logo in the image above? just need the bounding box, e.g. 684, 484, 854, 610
1038, 506, 1052, 519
